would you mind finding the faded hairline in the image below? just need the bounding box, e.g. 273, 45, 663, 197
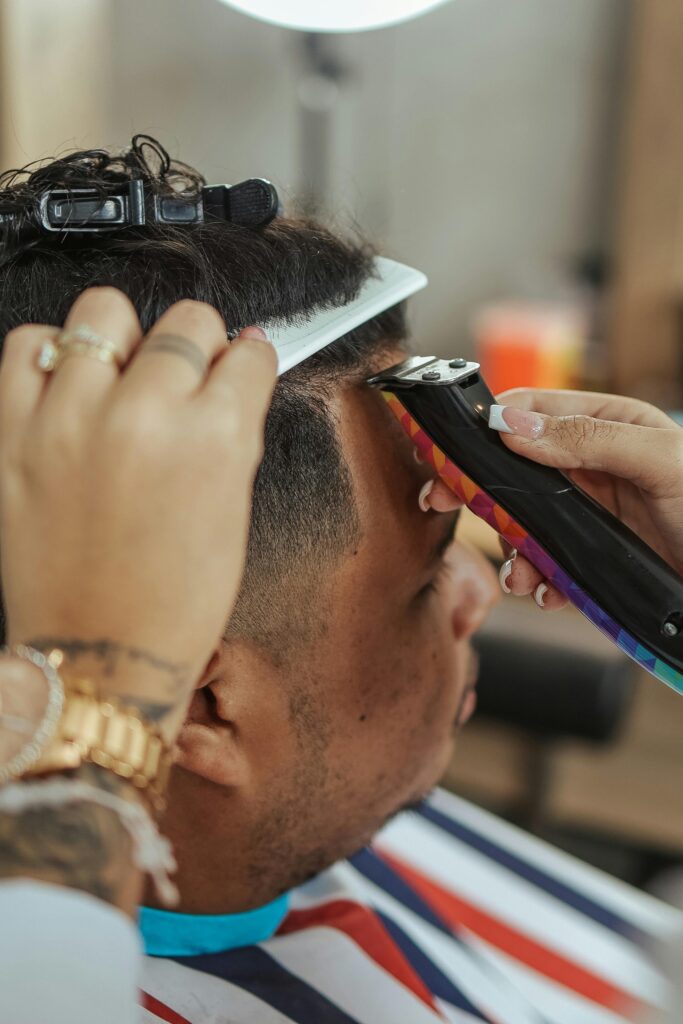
225, 334, 409, 656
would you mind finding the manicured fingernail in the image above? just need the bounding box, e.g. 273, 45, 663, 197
534, 582, 548, 608
413, 448, 424, 464
488, 405, 515, 434
238, 325, 268, 341
498, 551, 517, 594
418, 479, 435, 512
489, 405, 545, 440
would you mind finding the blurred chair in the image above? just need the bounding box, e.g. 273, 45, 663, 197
471, 630, 637, 832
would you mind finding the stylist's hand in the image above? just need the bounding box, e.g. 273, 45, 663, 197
488, 389, 683, 608
0, 288, 276, 740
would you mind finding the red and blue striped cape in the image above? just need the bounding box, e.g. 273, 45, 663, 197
140, 788, 681, 1023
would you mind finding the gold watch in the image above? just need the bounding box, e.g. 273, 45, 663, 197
23, 663, 172, 813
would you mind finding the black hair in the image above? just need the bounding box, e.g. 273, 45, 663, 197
0, 137, 407, 650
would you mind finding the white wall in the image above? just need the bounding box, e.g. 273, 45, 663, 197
0, 0, 110, 166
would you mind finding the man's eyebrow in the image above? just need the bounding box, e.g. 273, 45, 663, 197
428, 512, 460, 565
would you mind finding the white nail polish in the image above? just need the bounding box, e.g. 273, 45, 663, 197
418, 479, 435, 512
499, 557, 514, 594
534, 583, 548, 608
488, 405, 514, 434
413, 448, 424, 464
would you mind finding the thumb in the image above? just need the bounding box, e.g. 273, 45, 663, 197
488, 403, 679, 492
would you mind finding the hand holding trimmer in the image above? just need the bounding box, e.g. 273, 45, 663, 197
367, 356, 683, 695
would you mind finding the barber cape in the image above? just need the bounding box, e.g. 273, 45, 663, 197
140, 788, 680, 1024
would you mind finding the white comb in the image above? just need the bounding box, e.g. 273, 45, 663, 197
266, 256, 428, 375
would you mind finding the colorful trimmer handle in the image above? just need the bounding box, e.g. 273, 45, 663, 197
367, 357, 683, 694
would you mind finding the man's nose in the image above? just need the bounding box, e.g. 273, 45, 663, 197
447, 541, 500, 639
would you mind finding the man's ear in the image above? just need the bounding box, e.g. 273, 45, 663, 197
173, 642, 248, 789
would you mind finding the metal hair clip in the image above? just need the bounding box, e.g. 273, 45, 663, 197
0, 177, 280, 238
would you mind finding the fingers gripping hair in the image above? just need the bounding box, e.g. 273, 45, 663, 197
0, 137, 409, 650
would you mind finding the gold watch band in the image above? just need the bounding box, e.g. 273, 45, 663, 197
24, 678, 172, 812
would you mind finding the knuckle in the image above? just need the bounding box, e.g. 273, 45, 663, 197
81, 285, 125, 302
559, 414, 601, 448
611, 394, 671, 428
166, 300, 226, 338
495, 386, 532, 405
165, 299, 199, 317
66, 287, 140, 340
2, 325, 55, 371
35, 414, 83, 464
107, 398, 163, 447
631, 397, 659, 420
70, 285, 132, 315
4, 324, 40, 350
572, 415, 597, 446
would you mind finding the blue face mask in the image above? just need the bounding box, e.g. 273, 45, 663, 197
139, 892, 290, 957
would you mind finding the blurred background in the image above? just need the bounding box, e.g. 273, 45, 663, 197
1, 0, 682, 896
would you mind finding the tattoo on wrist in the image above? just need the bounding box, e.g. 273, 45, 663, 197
0, 764, 138, 906
113, 698, 175, 723
25, 636, 188, 699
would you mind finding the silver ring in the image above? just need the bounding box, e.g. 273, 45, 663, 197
139, 334, 210, 378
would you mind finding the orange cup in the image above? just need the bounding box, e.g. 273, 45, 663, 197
473, 303, 587, 398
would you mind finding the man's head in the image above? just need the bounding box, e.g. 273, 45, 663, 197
0, 138, 496, 912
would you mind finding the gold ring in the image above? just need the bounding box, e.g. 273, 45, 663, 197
59, 325, 118, 350
37, 324, 123, 375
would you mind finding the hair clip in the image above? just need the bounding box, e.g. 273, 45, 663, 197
0, 177, 279, 239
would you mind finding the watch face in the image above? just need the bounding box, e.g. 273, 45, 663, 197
0, 654, 52, 764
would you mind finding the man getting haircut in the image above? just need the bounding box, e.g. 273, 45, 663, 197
0, 139, 661, 1024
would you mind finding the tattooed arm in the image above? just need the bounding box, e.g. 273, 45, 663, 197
0, 637, 187, 917
21, 635, 187, 736
0, 761, 143, 916
0, 739, 145, 1024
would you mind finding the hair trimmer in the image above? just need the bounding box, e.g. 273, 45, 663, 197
367, 356, 683, 695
